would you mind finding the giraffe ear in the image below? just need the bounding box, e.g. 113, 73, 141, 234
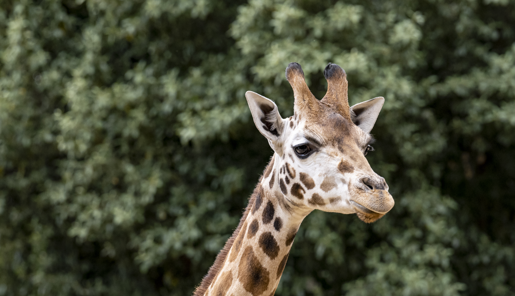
246, 91, 285, 143
350, 97, 385, 133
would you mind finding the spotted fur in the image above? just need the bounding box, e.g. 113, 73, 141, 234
308, 193, 325, 206
285, 228, 297, 246
286, 163, 296, 178
338, 159, 354, 174
258, 232, 280, 260
248, 219, 259, 239
229, 221, 247, 262
276, 253, 289, 279
290, 183, 305, 199
269, 171, 275, 189
320, 176, 337, 192
213, 271, 232, 296
262, 201, 275, 224
273, 217, 283, 231
252, 187, 263, 214
299, 172, 315, 190
279, 178, 287, 195
238, 246, 270, 295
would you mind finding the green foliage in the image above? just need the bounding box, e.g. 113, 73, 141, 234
0, 0, 514, 295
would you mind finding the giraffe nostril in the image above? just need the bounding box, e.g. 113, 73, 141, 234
360, 177, 387, 191
361, 178, 374, 190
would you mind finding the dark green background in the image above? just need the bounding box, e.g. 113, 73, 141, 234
0, 0, 514, 295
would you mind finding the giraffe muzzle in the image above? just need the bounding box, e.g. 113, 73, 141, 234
350, 178, 395, 223
350, 191, 394, 213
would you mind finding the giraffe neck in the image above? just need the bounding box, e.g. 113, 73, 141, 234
195, 157, 310, 296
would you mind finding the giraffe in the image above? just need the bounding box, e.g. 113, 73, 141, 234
193, 63, 395, 296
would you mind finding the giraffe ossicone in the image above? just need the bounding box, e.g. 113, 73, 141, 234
194, 63, 395, 296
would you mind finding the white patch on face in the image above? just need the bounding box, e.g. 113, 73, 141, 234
277, 128, 357, 214
300, 147, 357, 214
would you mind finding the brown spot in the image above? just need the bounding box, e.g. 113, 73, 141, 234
273, 217, 283, 231
286, 162, 296, 178
252, 186, 263, 214
320, 176, 337, 192
262, 201, 274, 224
338, 159, 354, 174
308, 193, 326, 206
269, 171, 275, 189
229, 221, 247, 262
213, 270, 233, 296
264, 157, 274, 178
288, 153, 295, 163
248, 219, 259, 239
238, 246, 270, 295
289, 121, 293, 128
329, 197, 341, 204
299, 172, 315, 189
285, 228, 297, 246
276, 253, 289, 279
285, 176, 290, 184
290, 183, 305, 199
258, 232, 280, 259
279, 178, 287, 195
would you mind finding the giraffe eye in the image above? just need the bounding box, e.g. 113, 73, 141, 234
364, 145, 374, 156
293, 144, 313, 159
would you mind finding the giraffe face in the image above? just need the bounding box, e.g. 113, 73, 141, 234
270, 110, 393, 223
246, 63, 394, 223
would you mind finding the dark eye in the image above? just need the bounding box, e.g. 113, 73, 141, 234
364, 145, 374, 156
293, 144, 313, 159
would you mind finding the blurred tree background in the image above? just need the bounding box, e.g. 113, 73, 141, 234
0, 0, 514, 295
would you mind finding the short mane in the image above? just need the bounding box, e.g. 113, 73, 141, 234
192, 159, 273, 295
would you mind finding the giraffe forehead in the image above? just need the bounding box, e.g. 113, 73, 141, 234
312, 113, 353, 139
294, 113, 365, 150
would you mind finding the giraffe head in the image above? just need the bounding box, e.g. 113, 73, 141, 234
246, 63, 394, 223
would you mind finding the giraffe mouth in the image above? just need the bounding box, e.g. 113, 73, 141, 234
350, 201, 377, 214
350, 200, 387, 223
349, 188, 395, 215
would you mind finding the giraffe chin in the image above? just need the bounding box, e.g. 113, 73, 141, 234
356, 211, 384, 223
